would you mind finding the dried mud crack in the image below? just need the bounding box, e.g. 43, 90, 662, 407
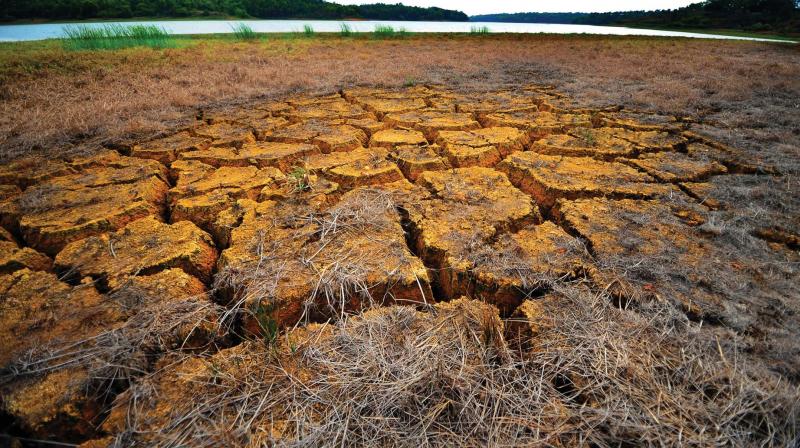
0, 85, 798, 447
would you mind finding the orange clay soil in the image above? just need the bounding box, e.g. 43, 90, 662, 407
0, 84, 798, 446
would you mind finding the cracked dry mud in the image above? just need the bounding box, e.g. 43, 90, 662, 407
1, 85, 798, 446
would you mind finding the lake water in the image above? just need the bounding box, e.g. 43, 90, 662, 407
0, 19, 792, 43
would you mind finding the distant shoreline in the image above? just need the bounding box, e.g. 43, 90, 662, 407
0, 16, 462, 26
2, 19, 796, 44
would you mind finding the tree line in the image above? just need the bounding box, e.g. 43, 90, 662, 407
1, 0, 469, 22
472, 0, 799, 33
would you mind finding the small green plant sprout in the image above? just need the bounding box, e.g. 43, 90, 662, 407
231, 22, 257, 40
252, 301, 279, 344
208, 361, 223, 381
404, 77, 418, 87
577, 128, 596, 146
288, 166, 310, 192
303, 24, 315, 37
339, 23, 353, 37
470, 26, 490, 35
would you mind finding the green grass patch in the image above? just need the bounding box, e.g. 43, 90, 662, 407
230, 22, 258, 41
252, 300, 279, 344
62, 24, 175, 51
470, 26, 491, 35
303, 24, 316, 37
373, 25, 409, 39
339, 23, 354, 37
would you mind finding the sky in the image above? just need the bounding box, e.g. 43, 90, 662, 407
330, 0, 700, 15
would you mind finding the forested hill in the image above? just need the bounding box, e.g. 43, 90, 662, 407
471, 0, 799, 33
1, 0, 469, 22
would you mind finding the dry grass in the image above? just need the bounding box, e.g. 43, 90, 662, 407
0, 292, 225, 402
214, 187, 426, 335
112, 288, 800, 447
0, 35, 798, 170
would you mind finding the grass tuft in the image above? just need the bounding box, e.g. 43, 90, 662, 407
339, 23, 354, 37
373, 25, 409, 39
470, 25, 491, 35
303, 24, 315, 37
61, 24, 175, 51
230, 22, 258, 41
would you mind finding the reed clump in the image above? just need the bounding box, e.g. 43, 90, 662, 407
231, 23, 258, 41
62, 24, 175, 51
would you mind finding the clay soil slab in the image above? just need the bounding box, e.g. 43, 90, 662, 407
436, 127, 529, 168
170, 161, 285, 201
54, 216, 218, 290
107, 268, 218, 350
498, 151, 676, 209
405, 168, 541, 301
324, 159, 404, 191
253, 100, 293, 116
311, 124, 368, 153
481, 111, 592, 139
66, 150, 169, 178
217, 189, 431, 334
203, 107, 270, 125
0, 269, 125, 438
595, 111, 681, 132
111, 268, 207, 306
171, 188, 252, 231
167, 161, 284, 230
282, 99, 372, 122
193, 122, 255, 148
286, 93, 343, 107
0, 157, 75, 188
454, 91, 540, 117
230, 116, 290, 141
265, 121, 366, 153
130, 132, 211, 164
343, 86, 437, 101
554, 197, 727, 319
621, 129, 687, 152
623, 151, 727, 182
343, 117, 387, 137
389, 145, 449, 181
0, 184, 21, 202
369, 129, 428, 148
384, 110, 480, 141
531, 128, 639, 160
470, 221, 587, 313
471, 127, 530, 156
442, 144, 502, 168
0, 240, 52, 274
304, 147, 387, 174
352, 96, 427, 118
180, 142, 319, 171
8, 174, 168, 256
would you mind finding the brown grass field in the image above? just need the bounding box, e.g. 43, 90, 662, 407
0, 34, 799, 447
0, 34, 798, 169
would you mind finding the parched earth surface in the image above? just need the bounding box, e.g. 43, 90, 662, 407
0, 85, 798, 446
